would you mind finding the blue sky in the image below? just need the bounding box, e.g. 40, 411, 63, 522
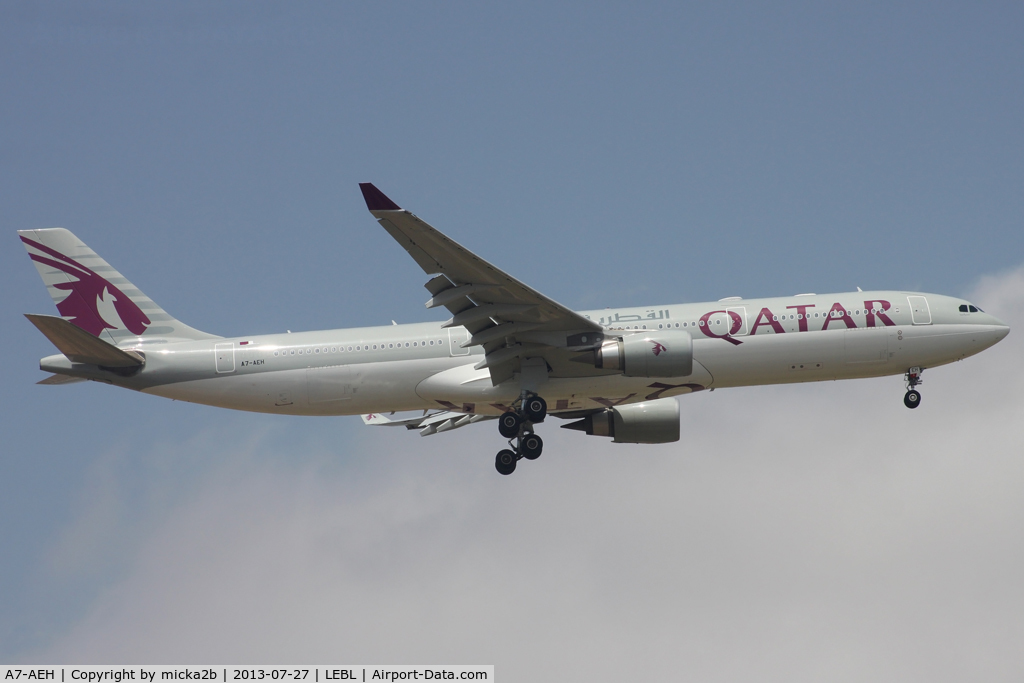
2, 2, 1023, 678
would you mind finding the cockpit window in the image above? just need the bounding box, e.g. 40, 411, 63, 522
969, 305, 981, 313
959, 304, 968, 312
960, 304, 984, 313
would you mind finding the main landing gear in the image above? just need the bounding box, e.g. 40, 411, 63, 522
494, 393, 547, 475
904, 367, 923, 409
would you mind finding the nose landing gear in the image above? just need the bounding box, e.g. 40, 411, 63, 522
494, 393, 547, 475
904, 367, 923, 409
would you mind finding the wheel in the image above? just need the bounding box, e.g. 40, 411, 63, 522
495, 449, 518, 475
498, 411, 522, 438
521, 433, 543, 460
904, 390, 921, 409
524, 395, 547, 423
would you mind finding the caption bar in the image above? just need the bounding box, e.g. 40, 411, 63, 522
1, 668, 492, 683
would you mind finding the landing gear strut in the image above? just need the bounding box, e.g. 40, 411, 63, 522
904, 367, 923, 409
493, 393, 547, 475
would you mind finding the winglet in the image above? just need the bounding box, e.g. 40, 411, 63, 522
359, 183, 401, 211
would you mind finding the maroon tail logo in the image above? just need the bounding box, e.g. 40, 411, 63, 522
21, 236, 151, 336
651, 341, 667, 356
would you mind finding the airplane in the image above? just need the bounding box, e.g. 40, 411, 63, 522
20, 183, 1010, 475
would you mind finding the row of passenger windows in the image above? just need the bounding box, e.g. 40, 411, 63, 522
958, 304, 983, 313
643, 308, 893, 329
272, 339, 447, 357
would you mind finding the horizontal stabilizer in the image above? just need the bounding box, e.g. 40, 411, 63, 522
37, 374, 87, 385
25, 314, 144, 367
361, 412, 403, 426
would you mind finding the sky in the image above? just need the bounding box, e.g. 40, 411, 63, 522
1, 1, 1023, 679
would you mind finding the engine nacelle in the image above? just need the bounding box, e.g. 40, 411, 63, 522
595, 329, 693, 377
565, 397, 680, 444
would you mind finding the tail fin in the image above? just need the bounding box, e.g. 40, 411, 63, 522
19, 228, 217, 343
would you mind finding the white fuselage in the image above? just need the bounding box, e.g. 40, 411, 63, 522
49, 289, 1004, 417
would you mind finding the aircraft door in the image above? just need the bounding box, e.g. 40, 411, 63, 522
907, 296, 932, 325
215, 342, 235, 373
448, 327, 470, 356
702, 308, 746, 341
725, 307, 748, 336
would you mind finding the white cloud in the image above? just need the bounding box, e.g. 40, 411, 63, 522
25, 268, 1024, 682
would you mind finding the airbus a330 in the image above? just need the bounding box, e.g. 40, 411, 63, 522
21, 184, 1009, 474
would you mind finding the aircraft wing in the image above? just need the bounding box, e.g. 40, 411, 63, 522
359, 183, 604, 384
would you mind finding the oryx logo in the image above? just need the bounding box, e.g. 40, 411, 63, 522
21, 235, 151, 337
651, 341, 667, 356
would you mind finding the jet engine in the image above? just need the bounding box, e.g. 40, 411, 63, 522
562, 397, 680, 443
593, 329, 693, 377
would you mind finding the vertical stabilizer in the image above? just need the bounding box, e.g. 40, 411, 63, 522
19, 228, 217, 343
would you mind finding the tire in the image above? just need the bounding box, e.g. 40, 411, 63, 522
521, 433, 543, 460
495, 449, 518, 475
524, 396, 547, 423
904, 390, 921, 409
498, 411, 522, 438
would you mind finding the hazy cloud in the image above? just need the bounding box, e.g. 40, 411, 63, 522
20, 267, 1024, 682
